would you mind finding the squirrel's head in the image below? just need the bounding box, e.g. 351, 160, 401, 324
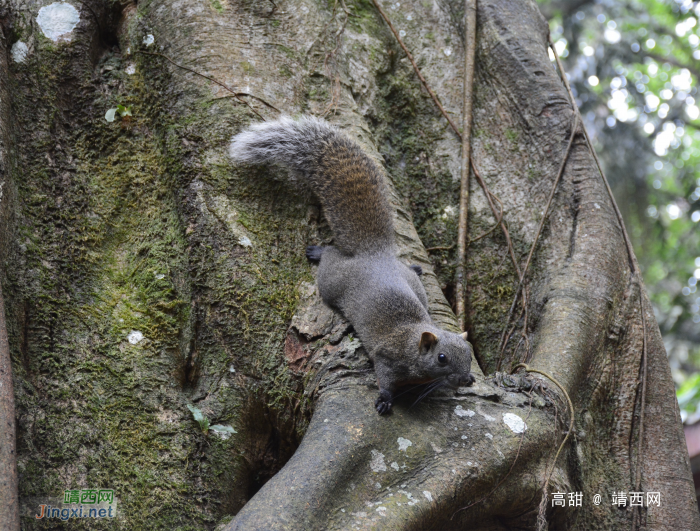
418, 329, 476, 388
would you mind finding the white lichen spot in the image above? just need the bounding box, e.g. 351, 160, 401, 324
503, 412, 527, 433
466, 461, 473, 466
351, 512, 367, 518
390, 461, 400, 471
324, 418, 329, 423
398, 489, 415, 501
461, 435, 467, 440
238, 236, 252, 247
376, 506, 387, 516
370, 450, 387, 472
454, 405, 475, 417
594, 203, 601, 209
11, 41, 29, 63
480, 412, 496, 422
485, 433, 493, 439
423, 491, 433, 502
399, 30, 406, 37
143, 34, 155, 46
442, 205, 456, 219
37, 3, 80, 42
155, 273, 165, 279
443, 47, 453, 57
407, 14, 413, 20
375, 482, 381, 489
397, 437, 412, 451
127, 330, 144, 344
430, 442, 443, 453
229, 365, 235, 373
126, 63, 136, 75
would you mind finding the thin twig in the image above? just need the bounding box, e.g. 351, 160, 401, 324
370, 0, 461, 135
547, 35, 635, 274
499, 114, 579, 356
372, 0, 525, 337
471, 160, 521, 280
455, 0, 478, 330
469, 190, 503, 243
513, 364, 575, 531
135, 50, 281, 121
426, 192, 501, 252
425, 244, 455, 252
266, 0, 277, 17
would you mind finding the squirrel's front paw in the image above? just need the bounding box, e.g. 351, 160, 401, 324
375, 390, 393, 415
305, 245, 324, 262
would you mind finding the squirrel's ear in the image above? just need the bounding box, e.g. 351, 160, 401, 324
419, 331, 438, 354
460, 331, 468, 341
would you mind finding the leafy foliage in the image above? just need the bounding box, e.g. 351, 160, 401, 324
539, 0, 700, 420
187, 405, 237, 436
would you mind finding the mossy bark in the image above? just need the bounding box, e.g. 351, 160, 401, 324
0, 0, 697, 530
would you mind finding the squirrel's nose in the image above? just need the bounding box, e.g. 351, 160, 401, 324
460, 373, 475, 387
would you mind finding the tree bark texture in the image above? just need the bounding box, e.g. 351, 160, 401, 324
0, 0, 697, 530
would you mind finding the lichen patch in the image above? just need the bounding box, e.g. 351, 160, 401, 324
37, 3, 80, 42
11, 41, 29, 63
370, 449, 387, 473
503, 413, 527, 433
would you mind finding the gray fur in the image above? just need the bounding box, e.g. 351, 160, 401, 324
230, 116, 475, 414
230, 115, 335, 171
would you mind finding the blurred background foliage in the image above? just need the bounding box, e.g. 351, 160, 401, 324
537, 0, 700, 423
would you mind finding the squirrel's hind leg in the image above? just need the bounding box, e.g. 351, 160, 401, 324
402, 264, 429, 311
305, 245, 325, 262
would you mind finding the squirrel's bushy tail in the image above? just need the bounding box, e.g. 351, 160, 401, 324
230, 116, 394, 255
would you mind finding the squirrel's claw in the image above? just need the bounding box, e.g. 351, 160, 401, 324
375, 398, 392, 415
375, 389, 393, 415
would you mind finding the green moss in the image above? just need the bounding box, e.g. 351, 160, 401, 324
279, 64, 293, 78
8, 25, 311, 529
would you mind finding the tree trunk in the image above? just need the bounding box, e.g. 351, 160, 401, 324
0, 0, 697, 529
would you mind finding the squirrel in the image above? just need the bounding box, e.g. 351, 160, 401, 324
229, 116, 475, 414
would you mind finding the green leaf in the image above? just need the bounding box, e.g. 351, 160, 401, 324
677, 373, 700, 409
105, 108, 117, 122
187, 404, 205, 423
210, 424, 237, 434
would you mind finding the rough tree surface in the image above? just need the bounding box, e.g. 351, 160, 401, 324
0, 0, 697, 529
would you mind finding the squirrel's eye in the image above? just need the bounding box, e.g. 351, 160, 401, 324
438, 353, 448, 365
